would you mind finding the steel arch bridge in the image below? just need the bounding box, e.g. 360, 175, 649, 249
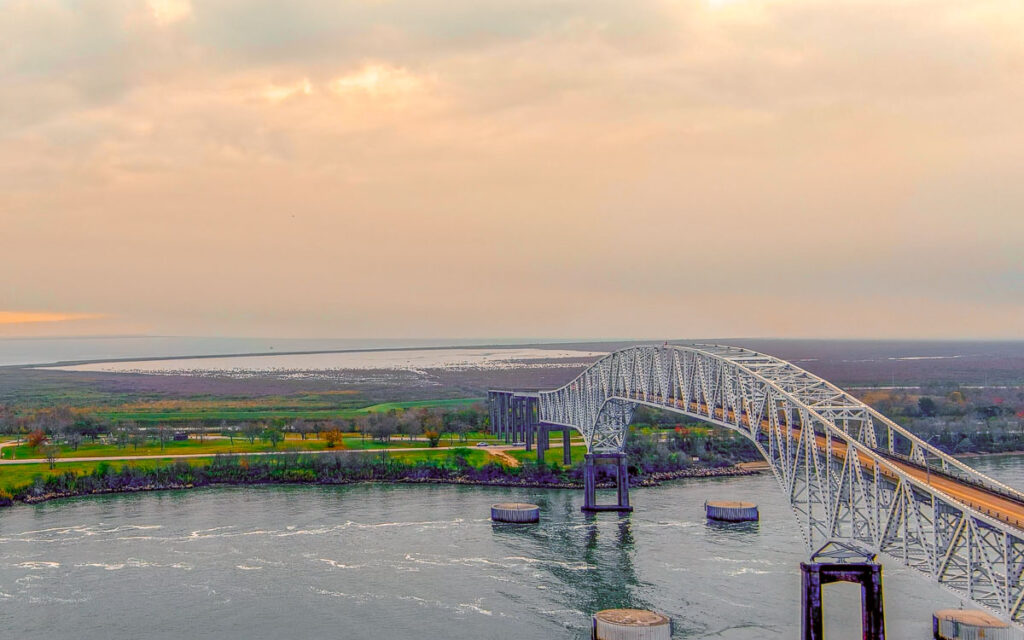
525, 343, 1024, 625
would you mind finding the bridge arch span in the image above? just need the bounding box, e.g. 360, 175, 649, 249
530, 344, 1024, 625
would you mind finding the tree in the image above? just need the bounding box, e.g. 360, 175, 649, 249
0, 404, 14, 433
40, 443, 59, 469
130, 425, 147, 451
261, 427, 284, 448
66, 432, 83, 451
365, 413, 398, 443
35, 405, 74, 436
918, 397, 938, 417
243, 422, 262, 445
423, 429, 442, 447
422, 410, 444, 446
190, 420, 207, 444
292, 418, 312, 440
156, 424, 170, 451
26, 429, 47, 449
113, 423, 131, 449
397, 411, 423, 441
74, 414, 104, 443
324, 429, 344, 448
450, 420, 473, 443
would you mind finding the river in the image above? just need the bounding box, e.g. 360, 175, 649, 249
2, 455, 1023, 639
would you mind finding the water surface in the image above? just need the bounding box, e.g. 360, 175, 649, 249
45, 347, 604, 375
1, 468, 988, 639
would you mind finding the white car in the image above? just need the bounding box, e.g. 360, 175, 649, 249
475, 442, 489, 447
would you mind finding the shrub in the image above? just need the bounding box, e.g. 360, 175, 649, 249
324, 430, 344, 448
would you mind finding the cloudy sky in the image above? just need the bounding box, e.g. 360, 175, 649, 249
2, 0, 1022, 340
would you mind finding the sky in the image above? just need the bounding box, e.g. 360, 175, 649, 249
1, 0, 1022, 340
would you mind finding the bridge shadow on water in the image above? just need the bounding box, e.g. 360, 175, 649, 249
489, 491, 655, 623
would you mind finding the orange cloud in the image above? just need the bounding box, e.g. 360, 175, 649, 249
0, 312, 105, 325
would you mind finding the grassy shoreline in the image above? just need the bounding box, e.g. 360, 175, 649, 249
0, 450, 757, 508
5, 463, 760, 508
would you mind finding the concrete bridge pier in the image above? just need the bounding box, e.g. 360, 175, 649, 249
582, 452, 632, 512
800, 560, 885, 640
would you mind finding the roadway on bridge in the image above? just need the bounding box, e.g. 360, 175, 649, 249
640, 395, 1024, 531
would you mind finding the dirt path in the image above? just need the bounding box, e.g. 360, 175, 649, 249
487, 446, 521, 468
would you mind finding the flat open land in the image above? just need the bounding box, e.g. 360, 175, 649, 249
5, 340, 1023, 411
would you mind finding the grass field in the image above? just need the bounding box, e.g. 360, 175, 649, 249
84, 396, 485, 424
508, 444, 588, 468
0, 457, 210, 491
0, 433, 469, 461
0, 447, 499, 491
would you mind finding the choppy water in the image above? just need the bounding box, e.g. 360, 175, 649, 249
2, 460, 1022, 639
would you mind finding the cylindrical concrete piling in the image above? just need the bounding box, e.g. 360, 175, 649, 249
705, 500, 759, 522
933, 609, 1012, 640
490, 502, 540, 523
592, 609, 671, 640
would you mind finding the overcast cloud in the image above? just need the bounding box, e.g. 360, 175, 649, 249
1, 0, 1022, 339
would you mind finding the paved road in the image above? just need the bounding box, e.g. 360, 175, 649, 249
679, 397, 1024, 531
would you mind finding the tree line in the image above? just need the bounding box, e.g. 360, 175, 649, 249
0, 403, 491, 462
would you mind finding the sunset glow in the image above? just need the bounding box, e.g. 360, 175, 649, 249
0, 312, 104, 325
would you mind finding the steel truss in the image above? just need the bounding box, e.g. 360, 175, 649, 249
536, 344, 1024, 625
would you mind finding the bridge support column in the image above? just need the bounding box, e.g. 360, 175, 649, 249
581, 453, 632, 512
800, 561, 885, 640
563, 428, 571, 466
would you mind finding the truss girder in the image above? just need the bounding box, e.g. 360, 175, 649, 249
534, 344, 1024, 626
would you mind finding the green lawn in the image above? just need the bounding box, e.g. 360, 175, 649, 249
385, 448, 492, 466
0, 457, 213, 491
0, 434, 436, 460
92, 397, 484, 424
508, 444, 588, 468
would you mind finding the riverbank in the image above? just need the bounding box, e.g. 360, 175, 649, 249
1, 455, 761, 508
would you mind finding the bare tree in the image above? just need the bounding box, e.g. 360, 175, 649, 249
292, 418, 312, 440
156, 424, 170, 451
190, 420, 207, 444
397, 411, 423, 442
40, 442, 59, 469
130, 425, 147, 451
450, 420, 473, 443
243, 422, 262, 445
365, 413, 398, 444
